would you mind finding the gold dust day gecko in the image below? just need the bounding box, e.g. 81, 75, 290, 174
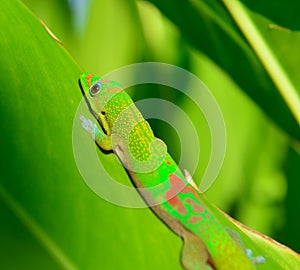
78, 72, 265, 270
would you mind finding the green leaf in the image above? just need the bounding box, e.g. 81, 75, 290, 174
1, 0, 299, 269
146, 0, 300, 142
0, 1, 181, 269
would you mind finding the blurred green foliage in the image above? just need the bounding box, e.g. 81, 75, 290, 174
0, 0, 299, 269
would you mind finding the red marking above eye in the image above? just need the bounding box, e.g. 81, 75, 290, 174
86, 74, 94, 85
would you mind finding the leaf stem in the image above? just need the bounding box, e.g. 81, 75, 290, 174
222, 0, 300, 125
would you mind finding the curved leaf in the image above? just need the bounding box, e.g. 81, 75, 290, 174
0, 1, 182, 269
147, 0, 300, 142
1, 0, 299, 269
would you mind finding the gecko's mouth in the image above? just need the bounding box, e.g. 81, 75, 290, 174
79, 78, 88, 96
78, 76, 99, 120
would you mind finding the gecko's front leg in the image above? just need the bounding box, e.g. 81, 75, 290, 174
80, 115, 112, 151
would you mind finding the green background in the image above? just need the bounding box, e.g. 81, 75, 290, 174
0, 0, 299, 269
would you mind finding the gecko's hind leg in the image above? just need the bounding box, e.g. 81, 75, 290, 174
181, 233, 215, 270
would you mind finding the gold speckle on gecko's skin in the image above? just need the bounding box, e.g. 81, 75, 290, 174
129, 121, 154, 161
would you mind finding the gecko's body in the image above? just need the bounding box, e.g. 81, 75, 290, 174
79, 72, 264, 270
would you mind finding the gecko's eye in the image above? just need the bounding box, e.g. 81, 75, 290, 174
90, 82, 102, 96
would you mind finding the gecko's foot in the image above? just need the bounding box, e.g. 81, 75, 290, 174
80, 115, 98, 141
246, 249, 266, 265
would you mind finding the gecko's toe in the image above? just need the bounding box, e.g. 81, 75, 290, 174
80, 115, 97, 140
246, 249, 265, 265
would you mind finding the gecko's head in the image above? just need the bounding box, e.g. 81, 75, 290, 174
79, 72, 123, 119
79, 72, 101, 92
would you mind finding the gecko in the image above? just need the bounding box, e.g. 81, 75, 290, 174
78, 72, 265, 270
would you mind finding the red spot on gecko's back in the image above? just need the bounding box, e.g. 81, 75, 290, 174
189, 216, 203, 224
166, 174, 187, 215
181, 183, 202, 202
186, 198, 204, 213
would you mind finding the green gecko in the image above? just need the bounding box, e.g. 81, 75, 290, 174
79, 72, 265, 270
